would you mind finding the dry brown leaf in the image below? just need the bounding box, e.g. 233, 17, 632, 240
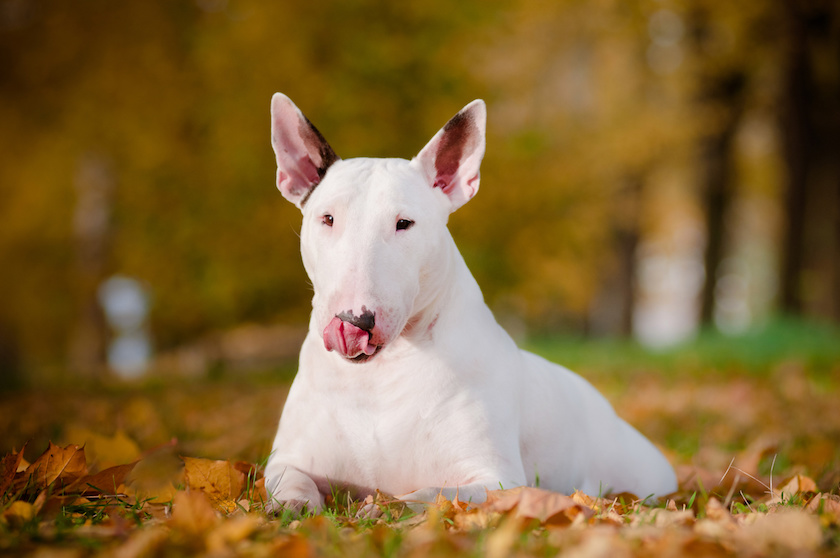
233, 460, 262, 481
182, 456, 245, 511
806, 493, 840, 523
170, 490, 220, 536
69, 461, 138, 496
15, 442, 87, 493
570, 490, 598, 509
270, 533, 312, 558
704, 497, 733, 523
482, 487, 592, 526
205, 514, 264, 554
775, 473, 817, 498
111, 525, 169, 558
484, 515, 523, 558
737, 509, 822, 554
0, 446, 24, 496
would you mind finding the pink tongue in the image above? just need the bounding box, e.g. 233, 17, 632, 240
323, 316, 377, 358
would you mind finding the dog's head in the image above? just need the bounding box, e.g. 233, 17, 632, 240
270, 94, 486, 362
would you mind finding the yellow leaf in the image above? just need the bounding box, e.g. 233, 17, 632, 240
182, 457, 244, 511
124, 481, 179, 507
170, 490, 219, 536
206, 514, 264, 553
62, 427, 142, 470
484, 515, 522, 558
1, 501, 36, 528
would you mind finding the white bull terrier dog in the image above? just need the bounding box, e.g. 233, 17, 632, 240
264, 93, 677, 513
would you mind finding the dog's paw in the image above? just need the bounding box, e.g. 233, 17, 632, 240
263, 468, 324, 516
265, 496, 322, 517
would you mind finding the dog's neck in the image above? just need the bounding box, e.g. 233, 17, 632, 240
401, 232, 491, 346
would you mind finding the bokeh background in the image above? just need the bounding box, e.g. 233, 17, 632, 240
1, 0, 839, 386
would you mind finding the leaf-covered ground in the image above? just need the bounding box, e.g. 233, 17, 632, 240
1, 324, 839, 557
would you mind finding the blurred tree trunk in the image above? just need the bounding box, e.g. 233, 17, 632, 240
588, 176, 640, 338
778, 0, 813, 316
779, 0, 840, 320
68, 153, 114, 378
0, 321, 20, 390
697, 87, 743, 326
689, 6, 747, 326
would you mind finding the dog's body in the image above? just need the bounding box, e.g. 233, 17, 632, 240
264, 94, 677, 511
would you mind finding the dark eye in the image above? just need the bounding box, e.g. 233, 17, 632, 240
396, 219, 415, 231
322, 214, 334, 227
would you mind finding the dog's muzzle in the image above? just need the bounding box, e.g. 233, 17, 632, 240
323, 309, 382, 362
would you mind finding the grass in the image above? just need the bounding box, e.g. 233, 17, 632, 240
526, 315, 840, 378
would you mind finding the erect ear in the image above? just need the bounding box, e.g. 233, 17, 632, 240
413, 100, 486, 212
270, 93, 340, 209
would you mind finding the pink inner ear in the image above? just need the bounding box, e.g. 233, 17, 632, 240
297, 155, 322, 185
433, 178, 452, 193
434, 112, 472, 185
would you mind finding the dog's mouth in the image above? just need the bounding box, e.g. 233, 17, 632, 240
349, 345, 383, 363
323, 316, 384, 362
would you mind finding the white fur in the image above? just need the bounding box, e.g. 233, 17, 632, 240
264, 93, 677, 512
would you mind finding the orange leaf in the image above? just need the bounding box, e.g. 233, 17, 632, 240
16, 442, 87, 492
233, 460, 263, 481
182, 456, 244, 510
170, 490, 220, 535
776, 474, 818, 497
482, 487, 593, 525
69, 461, 138, 496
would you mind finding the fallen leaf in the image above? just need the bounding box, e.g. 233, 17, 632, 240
182, 456, 244, 511
205, 514, 264, 553
170, 490, 219, 536
63, 427, 142, 470
704, 497, 733, 523
69, 461, 138, 496
0, 446, 24, 496
737, 509, 822, 553
806, 493, 840, 524
484, 515, 523, 558
774, 474, 817, 499
126, 442, 183, 504
111, 525, 169, 558
233, 460, 262, 481
482, 487, 592, 525
14, 442, 87, 493
1, 500, 36, 528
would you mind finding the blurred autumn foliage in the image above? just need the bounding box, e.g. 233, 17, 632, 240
0, 0, 838, 379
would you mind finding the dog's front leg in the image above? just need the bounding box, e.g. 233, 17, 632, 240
263, 463, 324, 515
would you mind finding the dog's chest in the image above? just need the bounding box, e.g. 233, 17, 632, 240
307, 363, 492, 494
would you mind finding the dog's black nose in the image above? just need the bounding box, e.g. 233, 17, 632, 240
336, 307, 375, 333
